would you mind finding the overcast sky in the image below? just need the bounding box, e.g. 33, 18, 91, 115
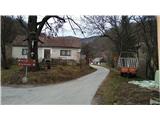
23, 15, 89, 38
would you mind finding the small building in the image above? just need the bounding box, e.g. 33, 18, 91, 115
12, 35, 81, 63
91, 57, 103, 65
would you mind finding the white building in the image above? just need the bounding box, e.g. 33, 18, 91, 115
12, 35, 81, 62
92, 57, 103, 65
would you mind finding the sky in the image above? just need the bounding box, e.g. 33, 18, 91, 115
23, 15, 89, 38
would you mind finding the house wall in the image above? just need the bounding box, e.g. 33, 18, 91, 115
12, 46, 81, 62
12, 46, 28, 59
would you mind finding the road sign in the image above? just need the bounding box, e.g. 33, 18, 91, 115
17, 58, 36, 83
18, 58, 36, 67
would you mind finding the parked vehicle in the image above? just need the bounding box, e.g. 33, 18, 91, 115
117, 52, 139, 77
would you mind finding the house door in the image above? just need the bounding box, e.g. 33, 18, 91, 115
44, 49, 51, 59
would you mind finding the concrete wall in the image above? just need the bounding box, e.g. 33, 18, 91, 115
12, 46, 81, 62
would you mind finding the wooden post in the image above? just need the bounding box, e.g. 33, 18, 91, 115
157, 16, 160, 69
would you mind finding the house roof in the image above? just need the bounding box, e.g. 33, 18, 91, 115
12, 35, 81, 48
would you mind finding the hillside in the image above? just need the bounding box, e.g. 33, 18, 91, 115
80, 36, 98, 43
81, 36, 115, 58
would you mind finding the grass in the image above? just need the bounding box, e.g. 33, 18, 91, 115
1, 64, 96, 85
93, 67, 154, 105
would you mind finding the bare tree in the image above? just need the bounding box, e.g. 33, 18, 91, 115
133, 16, 158, 79
1, 16, 26, 69
120, 16, 138, 51
82, 16, 139, 54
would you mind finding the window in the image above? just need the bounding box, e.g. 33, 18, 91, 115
60, 50, 71, 56
22, 48, 28, 55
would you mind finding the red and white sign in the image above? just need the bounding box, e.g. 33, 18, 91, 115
18, 58, 36, 67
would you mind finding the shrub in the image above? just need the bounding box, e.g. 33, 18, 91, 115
6, 58, 17, 67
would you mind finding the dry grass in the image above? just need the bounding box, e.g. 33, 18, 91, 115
1, 65, 21, 84
93, 69, 153, 105
1, 65, 96, 85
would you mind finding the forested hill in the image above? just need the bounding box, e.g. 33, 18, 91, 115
80, 36, 98, 43
81, 36, 115, 58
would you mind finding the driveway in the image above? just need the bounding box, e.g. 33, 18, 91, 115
1, 65, 109, 105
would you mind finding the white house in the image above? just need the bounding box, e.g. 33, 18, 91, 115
12, 35, 81, 62
91, 57, 103, 65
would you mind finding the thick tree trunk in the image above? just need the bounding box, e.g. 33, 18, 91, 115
1, 16, 8, 69
1, 38, 8, 69
145, 50, 155, 80
28, 16, 39, 70
139, 17, 158, 80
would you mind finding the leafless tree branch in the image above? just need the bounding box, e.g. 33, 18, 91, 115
67, 17, 77, 35
37, 15, 65, 36
66, 16, 85, 37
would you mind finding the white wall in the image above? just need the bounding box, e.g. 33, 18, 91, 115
12, 46, 81, 62
12, 46, 28, 59
50, 48, 81, 62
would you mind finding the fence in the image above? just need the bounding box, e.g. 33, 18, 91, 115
118, 57, 139, 68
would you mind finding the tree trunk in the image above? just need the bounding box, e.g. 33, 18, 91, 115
145, 50, 155, 80
85, 54, 90, 65
28, 16, 39, 70
1, 38, 8, 69
1, 16, 8, 69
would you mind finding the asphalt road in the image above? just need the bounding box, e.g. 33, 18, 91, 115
1, 65, 109, 105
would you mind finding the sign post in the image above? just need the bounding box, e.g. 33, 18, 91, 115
18, 58, 36, 83
23, 66, 28, 83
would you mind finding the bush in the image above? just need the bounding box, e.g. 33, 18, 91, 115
1, 65, 22, 84
6, 58, 17, 67
51, 59, 77, 66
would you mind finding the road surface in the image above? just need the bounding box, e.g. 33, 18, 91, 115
1, 65, 109, 105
